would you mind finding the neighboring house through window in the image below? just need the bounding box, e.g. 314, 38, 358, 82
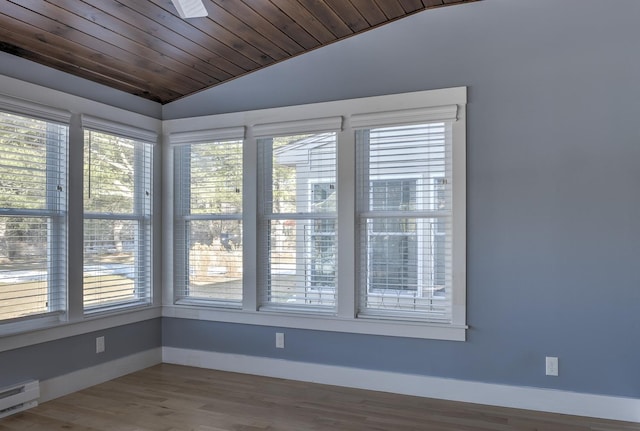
258, 131, 337, 310
356, 123, 452, 321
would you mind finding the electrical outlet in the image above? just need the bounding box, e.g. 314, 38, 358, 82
545, 356, 558, 376
96, 336, 105, 354
275, 332, 285, 349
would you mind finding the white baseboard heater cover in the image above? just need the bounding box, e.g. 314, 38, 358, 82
0, 380, 39, 419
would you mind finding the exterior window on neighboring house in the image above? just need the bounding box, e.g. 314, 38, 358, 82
258, 132, 337, 311
0, 106, 68, 323
174, 137, 243, 306
83, 118, 154, 313
357, 123, 452, 322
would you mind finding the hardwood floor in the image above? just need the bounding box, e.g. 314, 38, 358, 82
1, 364, 639, 431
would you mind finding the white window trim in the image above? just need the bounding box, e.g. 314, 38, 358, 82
0, 94, 71, 124
165, 87, 467, 341
82, 115, 157, 144
170, 126, 246, 145
253, 117, 342, 137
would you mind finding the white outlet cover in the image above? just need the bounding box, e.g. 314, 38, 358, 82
96, 336, 105, 353
275, 332, 285, 349
545, 356, 558, 376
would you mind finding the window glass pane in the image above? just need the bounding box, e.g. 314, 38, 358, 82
185, 219, 242, 301
84, 131, 136, 214
271, 134, 335, 214
83, 130, 152, 311
367, 123, 448, 211
174, 140, 243, 305
267, 219, 336, 307
368, 222, 418, 291
0, 217, 58, 320
84, 219, 138, 307
189, 141, 242, 215
0, 111, 67, 322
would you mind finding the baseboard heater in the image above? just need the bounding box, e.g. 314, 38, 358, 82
0, 380, 39, 419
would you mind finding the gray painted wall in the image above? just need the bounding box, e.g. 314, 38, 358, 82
163, 0, 640, 399
0, 52, 162, 119
0, 319, 160, 387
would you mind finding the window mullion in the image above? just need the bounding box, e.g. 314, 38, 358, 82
336, 127, 356, 319
450, 118, 466, 328
67, 113, 84, 321
243, 135, 258, 311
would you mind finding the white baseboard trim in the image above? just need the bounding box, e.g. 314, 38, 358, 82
163, 347, 640, 424
40, 348, 162, 403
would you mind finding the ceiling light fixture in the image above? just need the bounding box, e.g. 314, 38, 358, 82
170, 0, 208, 19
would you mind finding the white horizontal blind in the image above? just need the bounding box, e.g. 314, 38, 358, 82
174, 139, 243, 305
357, 122, 453, 322
259, 133, 337, 311
0, 110, 67, 322
83, 128, 153, 312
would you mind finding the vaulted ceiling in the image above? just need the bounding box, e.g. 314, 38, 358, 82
0, 0, 478, 104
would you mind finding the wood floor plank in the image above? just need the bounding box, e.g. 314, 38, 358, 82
1, 364, 639, 431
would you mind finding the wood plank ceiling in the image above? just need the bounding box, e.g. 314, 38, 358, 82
0, 0, 478, 104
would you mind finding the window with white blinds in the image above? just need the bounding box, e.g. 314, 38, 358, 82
166, 88, 466, 340
356, 122, 453, 322
174, 138, 243, 305
0, 109, 68, 322
258, 132, 337, 311
83, 120, 153, 312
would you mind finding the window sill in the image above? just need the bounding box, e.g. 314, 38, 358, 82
163, 304, 467, 341
0, 305, 162, 353
84, 301, 153, 317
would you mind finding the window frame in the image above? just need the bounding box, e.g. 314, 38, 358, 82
0, 96, 70, 328
355, 122, 454, 322
82, 116, 155, 314
172, 127, 246, 307
256, 131, 339, 313
165, 87, 467, 341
